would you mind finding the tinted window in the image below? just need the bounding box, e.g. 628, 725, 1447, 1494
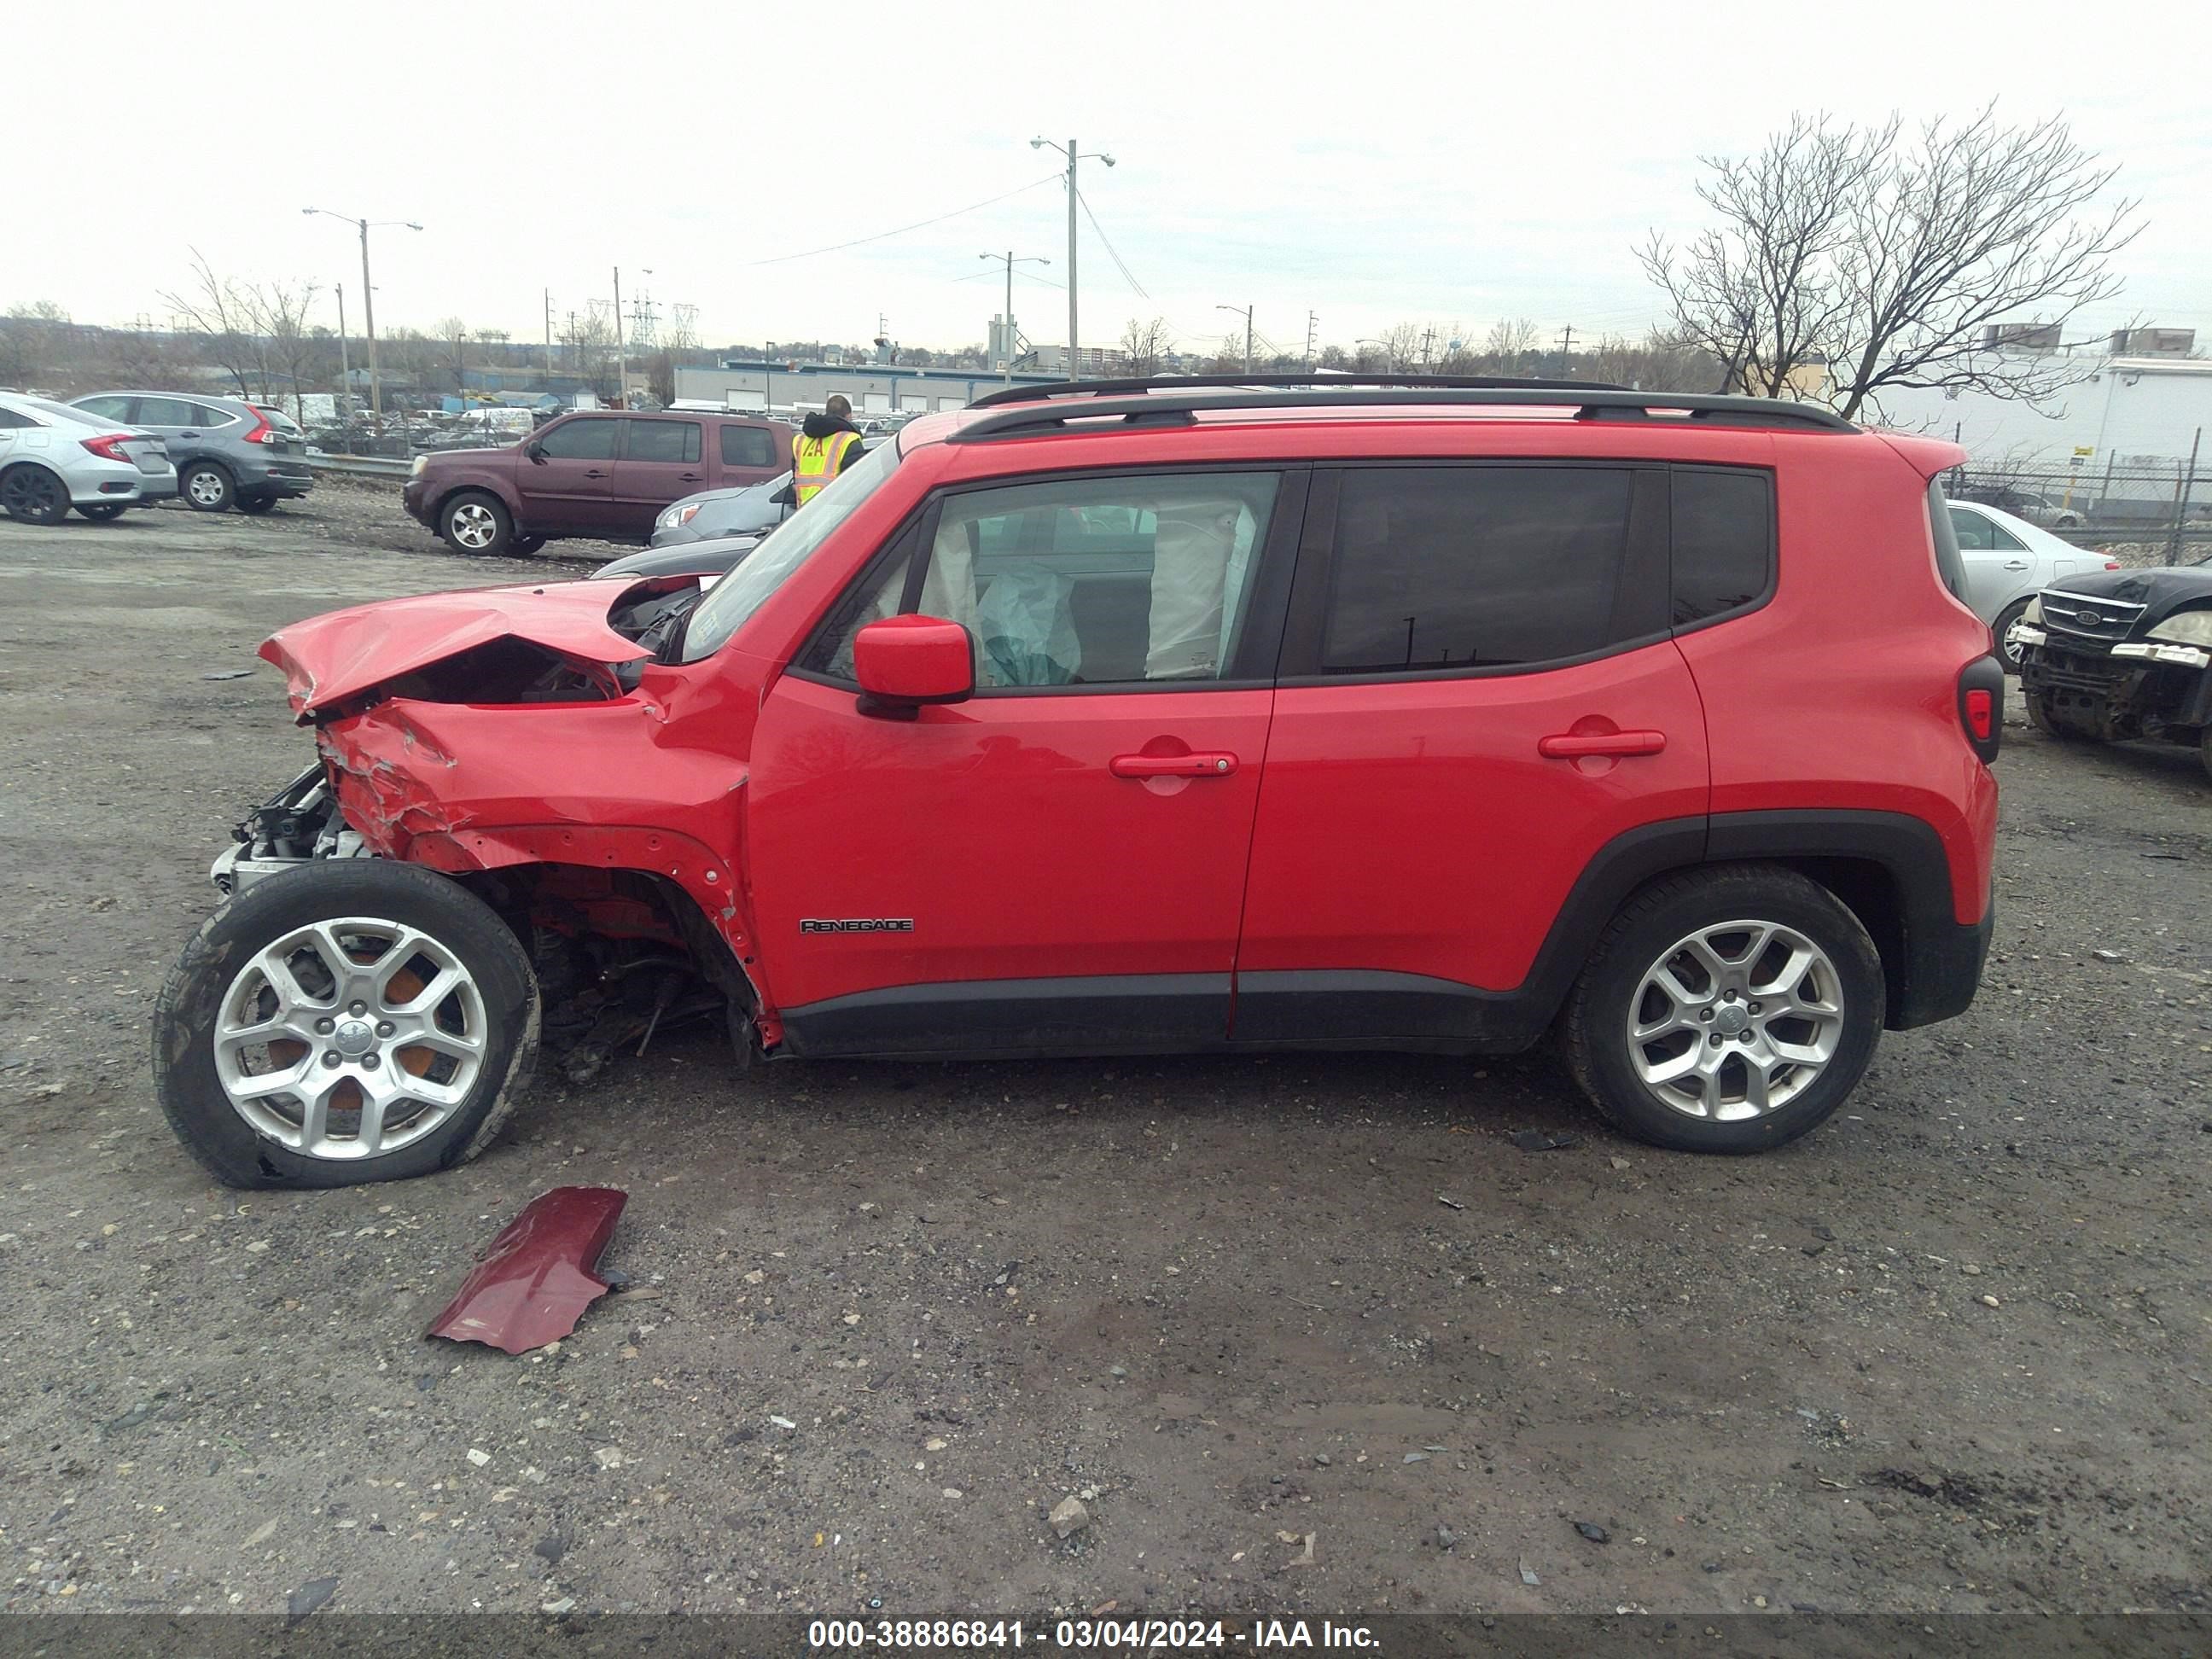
1925, 483, 1968, 600
721, 424, 777, 468
1671, 469, 1773, 626
0, 408, 35, 429
75, 395, 131, 422
1321, 467, 1634, 672
626, 420, 701, 464
253, 405, 302, 434
198, 403, 241, 428
135, 397, 202, 427
537, 417, 619, 461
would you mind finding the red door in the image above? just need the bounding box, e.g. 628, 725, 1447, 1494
1231, 463, 1711, 1042
742, 466, 1301, 1056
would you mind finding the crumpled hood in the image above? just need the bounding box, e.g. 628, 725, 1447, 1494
261, 579, 649, 718
2044, 561, 2212, 629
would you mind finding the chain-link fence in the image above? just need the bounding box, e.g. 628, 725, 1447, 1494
1947, 444, 2208, 565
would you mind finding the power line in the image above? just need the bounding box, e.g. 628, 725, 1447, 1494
1074, 189, 1151, 300
744, 175, 1062, 267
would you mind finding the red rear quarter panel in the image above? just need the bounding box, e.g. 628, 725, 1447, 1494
1678, 432, 1995, 923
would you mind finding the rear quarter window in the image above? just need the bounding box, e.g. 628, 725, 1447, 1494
1670, 468, 1774, 627
1925, 480, 1969, 602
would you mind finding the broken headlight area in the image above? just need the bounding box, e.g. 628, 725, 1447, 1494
211, 762, 371, 896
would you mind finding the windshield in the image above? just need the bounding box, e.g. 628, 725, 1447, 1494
678, 436, 903, 662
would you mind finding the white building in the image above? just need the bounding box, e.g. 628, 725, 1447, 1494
1868, 351, 2211, 474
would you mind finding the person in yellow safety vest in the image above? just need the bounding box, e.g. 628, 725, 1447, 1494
777, 393, 868, 508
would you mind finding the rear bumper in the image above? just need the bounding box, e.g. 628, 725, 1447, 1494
67, 462, 147, 504
243, 460, 314, 499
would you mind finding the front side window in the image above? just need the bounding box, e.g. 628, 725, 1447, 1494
74, 395, 131, 422
807, 472, 1280, 689
1320, 467, 1635, 672
721, 425, 776, 468
135, 397, 201, 427
678, 434, 904, 663
626, 420, 701, 464
538, 417, 619, 461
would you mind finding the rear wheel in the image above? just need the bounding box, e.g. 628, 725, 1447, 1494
1, 464, 70, 525
439, 491, 512, 556
1563, 865, 1883, 1154
77, 502, 128, 521
181, 462, 236, 512
153, 860, 538, 1188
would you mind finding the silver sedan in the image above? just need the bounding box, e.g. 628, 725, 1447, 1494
0, 393, 174, 523
1947, 498, 2118, 672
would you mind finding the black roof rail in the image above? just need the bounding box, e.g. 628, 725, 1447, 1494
969, 371, 1625, 408
945, 386, 1857, 444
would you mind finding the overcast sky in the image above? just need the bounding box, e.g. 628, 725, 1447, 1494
11, 0, 2209, 361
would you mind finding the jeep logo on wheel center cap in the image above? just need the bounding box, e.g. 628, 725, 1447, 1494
1714, 1004, 1751, 1035
334, 1019, 375, 1056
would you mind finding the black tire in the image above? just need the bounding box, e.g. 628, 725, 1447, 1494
439, 490, 513, 556
1992, 597, 2033, 674
2026, 690, 2073, 738
510, 533, 547, 555
1, 463, 70, 525
180, 461, 236, 513
153, 860, 538, 1189
2200, 729, 2212, 785
1562, 864, 1884, 1155
76, 502, 128, 521
236, 493, 277, 515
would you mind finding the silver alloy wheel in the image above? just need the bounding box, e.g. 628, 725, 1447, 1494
187, 469, 227, 507
212, 915, 487, 1161
447, 501, 498, 550
1626, 918, 1844, 1121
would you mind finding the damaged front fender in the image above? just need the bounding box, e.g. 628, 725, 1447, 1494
427, 1186, 628, 1354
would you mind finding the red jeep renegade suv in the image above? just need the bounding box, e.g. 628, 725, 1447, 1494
154, 377, 2001, 1187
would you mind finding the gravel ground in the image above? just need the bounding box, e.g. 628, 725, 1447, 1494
0, 498, 2206, 1620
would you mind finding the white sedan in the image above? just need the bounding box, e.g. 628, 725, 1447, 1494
0, 393, 175, 524
1947, 498, 2118, 672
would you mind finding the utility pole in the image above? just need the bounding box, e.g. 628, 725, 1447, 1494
1420, 326, 1436, 370
612, 266, 624, 406
1217, 304, 1254, 375
543, 288, 554, 379
1305, 311, 1318, 371
1555, 324, 1576, 375
981, 251, 1049, 385
334, 283, 351, 419
304, 207, 422, 437
1031, 137, 1115, 380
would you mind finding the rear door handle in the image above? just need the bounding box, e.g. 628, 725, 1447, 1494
1110, 751, 1237, 778
585, 469, 608, 478
2003, 558, 2031, 571
1539, 729, 1667, 759
678, 471, 702, 481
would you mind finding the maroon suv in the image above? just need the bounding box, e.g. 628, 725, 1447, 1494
403, 409, 793, 557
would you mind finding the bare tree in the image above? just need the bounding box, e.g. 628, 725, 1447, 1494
562, 311, 617, 399
1120, 316, 1173, 377
1644, 108, 2138, 416
244, 278, 323, 418
2, 301, 75, 387
1829, 106, 2139, 419
647, 351, 677, 407
1640, 114, 1893, 399
161, 251, 266, 400
1483, 317, 1541, 362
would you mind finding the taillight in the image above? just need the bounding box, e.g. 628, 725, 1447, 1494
2103, 558, 2122, 570
79, 434, 135, 463
1958, 658, 2004, 765
240, 408, 275, 445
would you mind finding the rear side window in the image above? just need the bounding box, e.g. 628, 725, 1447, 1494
1925, 481, 1968, 601
1320, 467, 1636, 672
1670, 468, 1774, 626
538, 417, 619, 460
626, 420, 701, 464
198, 403, 240, 427
721, 425, 777, 468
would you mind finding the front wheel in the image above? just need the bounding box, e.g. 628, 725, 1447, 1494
2026, 690, 2074, 738
439, 491, 512, 556
1562, 865, 1883, 1154
153, 860, 538, 1187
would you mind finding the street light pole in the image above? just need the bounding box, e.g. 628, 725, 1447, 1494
1030, 137, 1115, 380
1219, 304, 1254, 375
305, 207, 422, 437
335, 283, 351, 418
981, 252, 1050, 384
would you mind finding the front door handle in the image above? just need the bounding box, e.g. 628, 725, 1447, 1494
678, 471, 703, 482
585, 469, 608, 478
1110, 751, 1237, 778
1538, 729, 1667, 759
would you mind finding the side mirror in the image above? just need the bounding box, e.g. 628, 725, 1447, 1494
853, 615, 973, 719
523, 439, 545, 463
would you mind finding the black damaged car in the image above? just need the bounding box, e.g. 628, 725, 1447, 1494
2012, 556, 2212, 777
